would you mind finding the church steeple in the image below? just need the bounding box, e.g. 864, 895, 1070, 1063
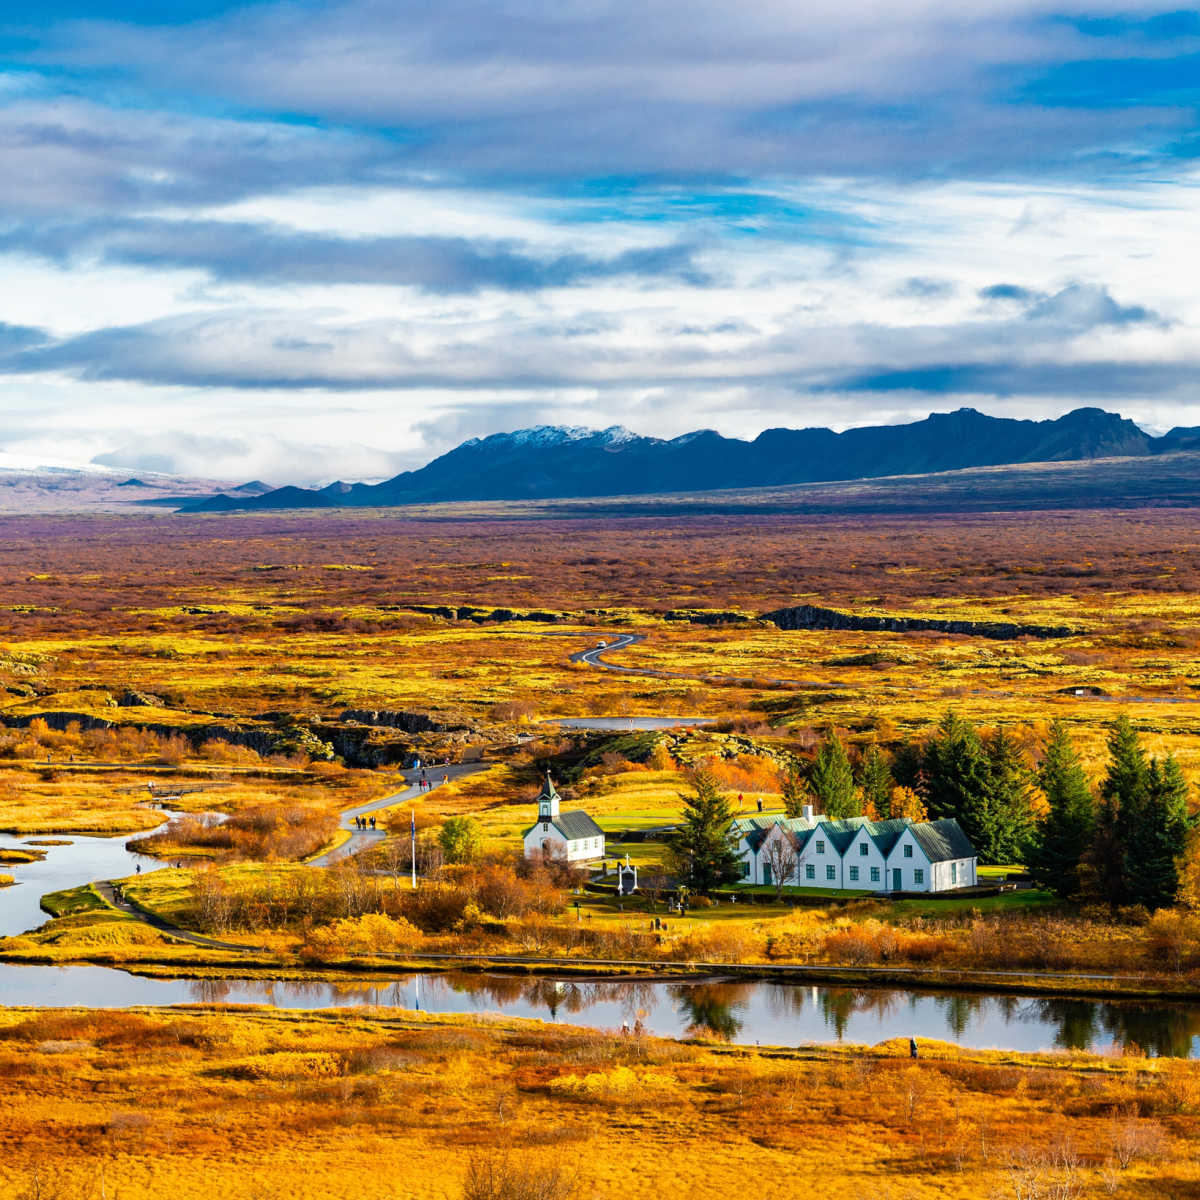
537, 771, 561, 820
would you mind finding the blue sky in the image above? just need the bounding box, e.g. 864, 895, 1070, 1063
0, 1, 1198, 483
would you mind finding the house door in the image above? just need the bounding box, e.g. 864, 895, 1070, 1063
763, 863, 772, 886
892, 868, 902, 891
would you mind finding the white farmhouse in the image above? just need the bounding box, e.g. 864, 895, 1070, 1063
521, 773, 605, 864
731, 809, 977, 894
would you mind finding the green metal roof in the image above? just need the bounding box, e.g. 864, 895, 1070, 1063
909, 818, 976, 863
523, 809, 604, 842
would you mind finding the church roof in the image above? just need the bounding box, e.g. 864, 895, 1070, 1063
523, 810, 605, 841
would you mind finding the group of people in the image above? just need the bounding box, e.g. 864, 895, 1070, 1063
412, 773, 448, 793
354, 816, 377, 831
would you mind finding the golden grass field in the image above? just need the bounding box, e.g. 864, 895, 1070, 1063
0, 1006, 1197, 1200
6, 509, 1200, 1197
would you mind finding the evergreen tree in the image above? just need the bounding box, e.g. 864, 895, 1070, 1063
858, 743, 895, 819
982, 726, 1035, 864
780, 762, 811, 818
1087, 715, 1150, 906
1026, 720, 1094, 899
922, 709, 990, 828
667, 769, 743, 894
809, 727, 859, 819
1125, 754, 1192, 910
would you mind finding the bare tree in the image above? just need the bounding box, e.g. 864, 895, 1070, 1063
763, 834, 798, 900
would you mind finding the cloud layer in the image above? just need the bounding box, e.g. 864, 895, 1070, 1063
0, 2, 1198, 482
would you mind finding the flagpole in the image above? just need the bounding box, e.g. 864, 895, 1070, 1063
410, 804, 417, 890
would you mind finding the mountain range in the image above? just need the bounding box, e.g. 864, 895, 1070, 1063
185, 407, 1200, 512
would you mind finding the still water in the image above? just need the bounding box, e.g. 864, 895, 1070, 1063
0, 821, 170, 938
1, 965, 1198, 1058
3, 822, 1200, 1059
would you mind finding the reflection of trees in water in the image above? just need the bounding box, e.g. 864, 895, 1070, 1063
933, 993, 984, 1041
188, 978, 234, 1003
1100, 1003, 1200, 1059
816, 988, 906, 1040
671, 982, 751, 1042
1022, 999, 1101, 1052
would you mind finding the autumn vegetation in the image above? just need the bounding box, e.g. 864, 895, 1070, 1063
7, 509, 1200, 1192
2, 1005, 1199, 1200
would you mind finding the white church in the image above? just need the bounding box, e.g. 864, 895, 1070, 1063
521, 773, 606, 863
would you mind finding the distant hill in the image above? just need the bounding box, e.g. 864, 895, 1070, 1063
184, 407, 1199, 513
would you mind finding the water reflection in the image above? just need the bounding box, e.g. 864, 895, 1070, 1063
0, 963, 1197, 1058
671, 981, 751, 1041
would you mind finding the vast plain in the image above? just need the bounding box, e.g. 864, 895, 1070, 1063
5, 505, 1200, 1198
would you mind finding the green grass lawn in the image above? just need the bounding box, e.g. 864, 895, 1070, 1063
888, 889, 1059, 919
977, 864, 1027, 879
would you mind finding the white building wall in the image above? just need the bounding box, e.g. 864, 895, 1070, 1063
524, 825, 569, 861
930, 857, 976, 891
797, 832, 842, 889
885, 829, 934, 892
843, 829, 889, 892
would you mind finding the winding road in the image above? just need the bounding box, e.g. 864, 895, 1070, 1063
567, 630, 843, 691
308, 762, 488, 867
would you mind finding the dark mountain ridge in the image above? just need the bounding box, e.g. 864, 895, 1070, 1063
186, 407, 1199, 512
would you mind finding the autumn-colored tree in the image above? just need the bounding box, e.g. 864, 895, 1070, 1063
890, 786, 927, 823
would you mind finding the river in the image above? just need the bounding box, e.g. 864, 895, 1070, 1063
0, 817, 172, 939
3, 824, 1200, 1058
0, 964, 1197, 1056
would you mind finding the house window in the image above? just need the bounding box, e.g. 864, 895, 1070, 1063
806, 864, 815, 881
826, 865, 836, 881
741, 860, 751, 878
903, 844, 913, 858
816, 840, 825, 853
951, 862, 957, 884
849, 866, 859, 882
914, 868, 924, 885
542, 821, 549, 832
870, 867, 880, 883
859, 843, 869, 856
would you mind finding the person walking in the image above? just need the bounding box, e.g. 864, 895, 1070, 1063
909, 1037, 918, 1060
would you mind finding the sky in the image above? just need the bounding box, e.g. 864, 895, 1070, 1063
1, 1, 1199, 485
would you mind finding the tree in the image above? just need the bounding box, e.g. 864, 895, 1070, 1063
922, 710, 990, 826
780, 762, 811, 817
1087, 715, 1150, 906
890, 786, 927, 823
438, 816, 482, 864
809, 727, 859, 819
1026, 720, 1094, 899
1125, 754, 1192, 910
858, 743, 894, 818
762, 830, 798, 899
981, 725, 1035, 865
667, 769, 743, 894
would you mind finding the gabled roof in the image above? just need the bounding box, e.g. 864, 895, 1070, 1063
524, 809, 604, 842
731, 814, 819, 852
857, 817, 912, 857
537, 772, 561, 803
909, 818, 976, 863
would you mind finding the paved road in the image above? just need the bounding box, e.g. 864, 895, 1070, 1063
567, 630, 843, 690
306, 762, 489, 867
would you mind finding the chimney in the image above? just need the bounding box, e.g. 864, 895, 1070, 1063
802, 804, 814, 822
